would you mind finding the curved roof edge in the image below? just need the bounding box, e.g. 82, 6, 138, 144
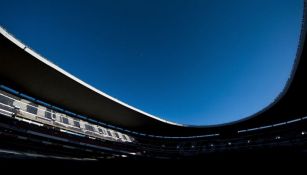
0, 1, 306, 136
0, 26, 185, 127
205, 1, 307, 128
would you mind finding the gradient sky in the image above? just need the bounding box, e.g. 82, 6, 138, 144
0, 0, 303, 125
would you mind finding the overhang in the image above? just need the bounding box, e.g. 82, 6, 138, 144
0, 4, 306, 136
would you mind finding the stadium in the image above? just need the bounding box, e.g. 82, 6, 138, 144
0, 1, 307, 162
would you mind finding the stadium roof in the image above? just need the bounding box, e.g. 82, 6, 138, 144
0, 4, 306, 137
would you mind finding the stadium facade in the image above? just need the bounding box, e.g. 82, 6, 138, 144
0, 2, 306, 160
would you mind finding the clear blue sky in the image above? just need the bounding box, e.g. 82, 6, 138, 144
0, 0, 303, 125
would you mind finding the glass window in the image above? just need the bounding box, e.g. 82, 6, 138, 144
114, 132, 119, 138
62, 117, 69, 124
74, 121, 80, 128
0, 94, 14, 106
99, 128, 107, 135
107, 130, 112, 137
27, 104, 37, 114
85, 124, 94, 131
44, 109, 52, 119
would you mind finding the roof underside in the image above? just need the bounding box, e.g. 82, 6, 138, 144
0, 5, 306, 136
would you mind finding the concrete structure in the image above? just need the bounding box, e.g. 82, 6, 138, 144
0, 2, 306, 137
